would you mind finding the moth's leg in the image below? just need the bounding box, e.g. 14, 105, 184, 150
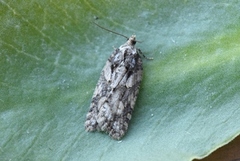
137, 49, 153, 60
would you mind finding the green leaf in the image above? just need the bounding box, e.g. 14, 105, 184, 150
1, 1, 240, 161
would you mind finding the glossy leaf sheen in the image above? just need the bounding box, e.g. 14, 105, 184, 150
1, 1, 240, 161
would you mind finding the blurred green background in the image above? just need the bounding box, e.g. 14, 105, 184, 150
1, 1, 240, 161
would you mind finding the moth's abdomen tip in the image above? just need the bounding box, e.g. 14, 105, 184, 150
110, 131, 125, 140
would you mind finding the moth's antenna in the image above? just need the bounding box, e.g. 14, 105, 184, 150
92, 21, 129, 39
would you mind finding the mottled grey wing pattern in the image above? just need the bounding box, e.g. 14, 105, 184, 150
85, 43, 143, 140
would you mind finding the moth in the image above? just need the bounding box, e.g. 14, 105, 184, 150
85, 22, 151, 140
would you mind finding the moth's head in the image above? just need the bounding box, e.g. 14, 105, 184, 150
127, 35, 137, 46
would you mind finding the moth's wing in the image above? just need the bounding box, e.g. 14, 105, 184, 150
85, 61, 112, 132
85, 48, 143, 140
108, 53, 143, 140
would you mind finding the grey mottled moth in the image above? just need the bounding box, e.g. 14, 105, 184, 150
85, 22, 151, 140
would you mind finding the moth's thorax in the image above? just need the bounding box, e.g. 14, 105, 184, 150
119, 35, 137, 54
